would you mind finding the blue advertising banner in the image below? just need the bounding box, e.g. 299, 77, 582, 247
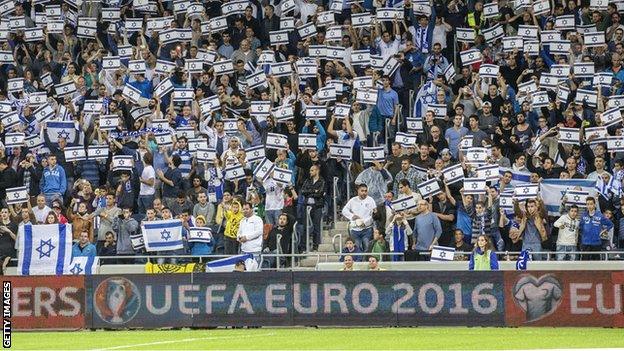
85, 272, 505, 328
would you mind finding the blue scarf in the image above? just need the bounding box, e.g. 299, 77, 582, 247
392, 224, 406, 261
516, 249, 530, 270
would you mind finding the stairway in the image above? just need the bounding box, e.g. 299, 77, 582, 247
298, 220, 350, 268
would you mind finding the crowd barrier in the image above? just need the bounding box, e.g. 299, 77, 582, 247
6, 271, 623, 330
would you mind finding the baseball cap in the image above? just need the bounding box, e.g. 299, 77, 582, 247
483, 101, 492, 107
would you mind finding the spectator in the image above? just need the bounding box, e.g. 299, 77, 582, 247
238, 202, 263, 264
39, 155, 67, 205
98, 232, 117, 257
223, 200, 243, 254
300, 164, 325, 251
580, 197, 613, 260
553, 205, 580, 261
453, 229, 472, 260
72, 231, 97, 258
112, 207, 139, 263
368, 227, 390, 261
342, 184, 377, 251
189, 215, 214, 256
412, 200, 442, 261
468, 235, 499, 271
340, 237, 362, 262
341, 255, 354, 271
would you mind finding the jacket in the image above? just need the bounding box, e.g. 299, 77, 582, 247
112, 216, 139, 255
40, 165, 67, 195
301, 177, 325, 208
72, 242, 97, 257
469, 248, 499, 270
580, 210, 613, 246
224, 201, 243, 239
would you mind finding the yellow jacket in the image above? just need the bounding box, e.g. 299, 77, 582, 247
223, 200, 243, 239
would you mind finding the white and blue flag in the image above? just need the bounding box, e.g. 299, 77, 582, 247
141, 219, 184, 252
66, 256, 99, 275
499, 167, 531, 185
18, 224, 73, 275
430, 246, 455, 261
46, 121, 76, 143
206, 253, 257, 272
540, 179, 597, 216
188, 227, 213, 243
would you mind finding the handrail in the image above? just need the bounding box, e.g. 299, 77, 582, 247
331, 233, 342, 253
332, 176, 338, 228
305, 205, 312, 253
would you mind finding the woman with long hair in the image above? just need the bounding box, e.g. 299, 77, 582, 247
468, 235, 499, 271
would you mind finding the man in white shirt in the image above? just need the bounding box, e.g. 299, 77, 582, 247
262, 177, 284, 226
342, 184, 377, 251
32, 195, 51, 224
553, 205, 580, 261
237, 202, 264, 264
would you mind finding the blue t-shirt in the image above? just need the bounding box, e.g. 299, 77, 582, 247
376, 88, 399, 117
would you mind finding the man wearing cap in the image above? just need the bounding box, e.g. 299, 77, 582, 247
478, 101, 499, 135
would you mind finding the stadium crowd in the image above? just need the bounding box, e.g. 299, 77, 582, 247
0, 0, 622, 272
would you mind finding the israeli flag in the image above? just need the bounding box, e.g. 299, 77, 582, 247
608, 95, 624, 109
2, 111, 20, 129
155, 131, 173, 147
4, 132, 24, 148
593, 73, 613, 88
333, 103, 351, 119
442, 164, 464, 185
131, 233, 145, 251
247, 70, 267, 90
298, 133, 317, 150
206, 253, 256, 272
558, 127, 580, 144
395, 132, 418, 148
270, 30, 289, 46
271, 61, 292, 78
64, 146, 87, 162
391, 195, 417, 212
355, 89, 378, 105
6, 186, 28, 205
214, 59, 234, 76
141, 219, 184, 252
549, 41, 570, 55
502, 36, 524, 53
273, 167, 293, 186
456, 27, 475, 42
362, 146, 385, 163
188, 227, 213, 243
514, 183, 539, 200
479, 64, 499, 79
444, 64, 456, 82
351, 12, 372, 28
406, 118, 423, 133
306, 105, 327, 120
329, 143, 353, 161
482, 24, 503, 43
318, 85, 337, 103
552, 64, 571, 77
476, 164, 500, 182
430, 246, 455, 261
122, 84, 141, 104
518, 25, 539, 40
460, 49, 482, 66
245, 145, 265, 163
463, 178, 487, 195
272, 105, 294, 122
65, 256, 99, 275
565, 189, 589, 207
607, 136, 624, 152
418, 178, 441, 198
266, 133, 288, 150
154, 77, 174, 98
298, 22, 317, 39
575, 88, 598, 107
584, 31, 605, 47
533, 0, 550, 15
250, 101, 271, 118
585, 126, 608, 144
540, 73, 559, 91
555, 14, 575, 30
297, 61, 317, 78
88, 146, 109, 160
539, 179, 597, 215
253, 158, 274, 182
102, 56, 121, 71
224, 164, 245, 181
465, 147, 488, 165
351, 49, 370, 65
18, 224, 73, 275
557, 84, 570, 103
155, 59, 176, 75
573, 62, 594, 79
532, 91, 549, 108
55, 81, 76, 97
499, 190, 514, 210
112, 155, 134, 171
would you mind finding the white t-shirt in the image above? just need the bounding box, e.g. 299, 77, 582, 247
263, 179, 284, 211
32, 205, 51, 224
140, 165, 156, 196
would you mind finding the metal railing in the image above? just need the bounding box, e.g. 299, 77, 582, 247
305, 206, 312, 253
332, 176, 338, 226
331, 233, 343, 253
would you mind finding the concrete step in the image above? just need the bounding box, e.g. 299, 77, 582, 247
334, 221, 349, 230
317, 243, 336, 253
298, 254, 341, 267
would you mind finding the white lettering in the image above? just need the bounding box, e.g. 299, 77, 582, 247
178, 285, 199, 315
12, 287, 31, 317
323, 284, 348, 314
293, 284, 317, 314
58, 287, 80, 317
145, 285, 171, 315
352, 283, 378, 314
266, 284, 287, 314
391, 283, 415, 313
205, 284, 226, 314
596, 283, 621, 315
228, 285, 254, 314
448, 283, 469, 314
34, 287, 56, 317
472, 283, 497, 314
418, 283, 444, 314
570, 283, 593, 314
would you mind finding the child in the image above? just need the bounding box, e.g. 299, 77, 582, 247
340, 237, 362, 262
